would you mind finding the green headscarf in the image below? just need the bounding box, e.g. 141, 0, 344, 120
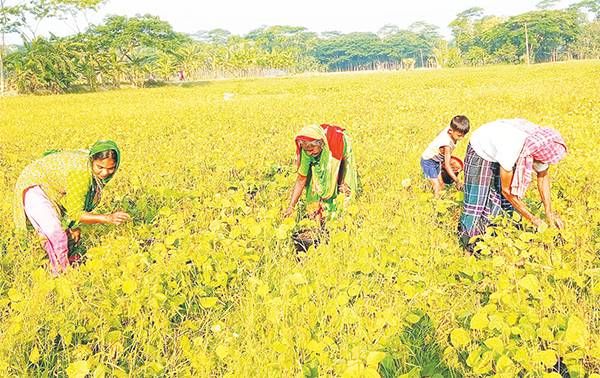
89, 140, 120, 184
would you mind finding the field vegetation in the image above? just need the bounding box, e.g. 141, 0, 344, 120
1, 1, 600, 93
1, 60, 600, 377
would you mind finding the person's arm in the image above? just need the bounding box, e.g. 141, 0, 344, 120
67, 212, 130, 243
499, 166, 544, 227
80, 211, 131, 225
337, 157, 351, 196
441, 146, 463, 191
283, 175, 307, 218
536, 168, 564, 229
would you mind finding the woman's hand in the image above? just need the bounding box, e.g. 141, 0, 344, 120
338, 181, 351, 196
284, 175, 307, 219
67, 227, 81, 243
283, 206, 295, 218
108, 212, 131, 225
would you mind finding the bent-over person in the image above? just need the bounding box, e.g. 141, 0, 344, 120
458, 119, 567, 253
14, 140, 131, 276
283, 124, 358, 224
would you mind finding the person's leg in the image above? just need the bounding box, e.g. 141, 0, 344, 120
23, 186, 69, 276
459, 144, 494, 253
421, 158, 443, 197
428, 176, 445, 198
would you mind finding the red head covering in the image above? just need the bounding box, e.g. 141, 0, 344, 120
295, 124, 346, 169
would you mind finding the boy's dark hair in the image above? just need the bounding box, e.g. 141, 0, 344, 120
450, 115, 470, 134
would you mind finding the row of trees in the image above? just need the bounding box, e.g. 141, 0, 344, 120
1, 0, 600, 94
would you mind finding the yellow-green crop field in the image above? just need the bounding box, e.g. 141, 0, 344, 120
1, 61, 600, 378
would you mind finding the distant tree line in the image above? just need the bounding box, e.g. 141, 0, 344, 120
0, 0, 599, 94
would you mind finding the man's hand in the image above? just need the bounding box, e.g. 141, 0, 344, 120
546, 211, 565, 230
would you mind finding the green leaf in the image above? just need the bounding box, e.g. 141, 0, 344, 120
519, 232, 536, 242
306, 340, 325, 353
105, 331, 121, 343
200, 297, 218, 308
534, 349, 557, 368
249, 225, 261, 237
366, 351, 387, 367
466, 348, 482, 368
272, 341, 287, 353
275, 224, 288, 240
112, 367, 128, 378
215, 345, 230, 359
564, 315, 588, 347
257, 284, 269, 297
363, 367, 380, 378
496, 355, 515, 373
584, 268, 600, 278
483, 337, 503, 353
29, 346, 40, 364
92, 364, 106, 378
518, 275, 540, 293
450, 328, 470, 347
8, 288, 23, 302
472, 351, 493, 374
121, 278, 136, 295
341, 360, 362, 378
405, 313, 421, 324
347, 284, 361, 297
66, 360, 90, 378
209, 219, 221, 232
288, 273, 307, 285
470, 312, 489, 330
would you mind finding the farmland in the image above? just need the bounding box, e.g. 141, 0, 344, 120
1, 60, 600, 377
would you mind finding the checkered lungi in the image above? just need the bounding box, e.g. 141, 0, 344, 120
458, 143, 515, 252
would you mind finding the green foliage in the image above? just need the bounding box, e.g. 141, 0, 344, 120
489, 10, 584, 63
4, 4, 600, 92
5, 36, 79, 93
1, 60, 600, 378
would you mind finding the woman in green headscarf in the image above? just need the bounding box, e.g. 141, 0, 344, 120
283, 124, 358, 224
14, 140, 130, 276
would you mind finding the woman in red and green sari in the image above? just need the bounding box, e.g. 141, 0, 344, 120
283, 124, 357, 224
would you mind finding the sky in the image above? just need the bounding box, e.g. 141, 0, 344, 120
4, 0, 567, 44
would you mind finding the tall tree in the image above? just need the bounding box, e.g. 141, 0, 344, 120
569, 0, 600, 20
536, 0, 561, 10
1, 0, 24, 95
377, 24, 400, 40
449, 7, 485, 54
489, 9, 583, 62
87, 14, 189, 85
13, 0, 107, 40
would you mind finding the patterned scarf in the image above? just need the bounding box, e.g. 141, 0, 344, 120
511, 127, 567, 198
86, 140, 121, 211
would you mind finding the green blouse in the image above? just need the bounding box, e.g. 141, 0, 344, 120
298, 135, 349, 177
14, 151, 102, 231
